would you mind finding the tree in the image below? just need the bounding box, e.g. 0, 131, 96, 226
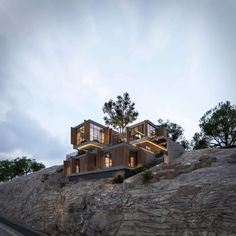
0, 157, 45, 182
0, 160, 14, 181
13, 157, 32, 176
191, 132, 209, 150
30, 160, 45, 172
199, 101, 236, 147
157, 119, 184, 142
180, 139, 191, 150
102, 92, 139, 132
157, 119, 190, 150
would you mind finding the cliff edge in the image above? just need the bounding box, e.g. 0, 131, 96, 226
0, 148, 236, 236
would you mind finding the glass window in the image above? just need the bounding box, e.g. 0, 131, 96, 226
90, 123, 105, 143
129, 151, 137, 168
130, 124, 144, 140
75, 159, 80, 173
147, 124, 156, 137
105, 152, 112, 168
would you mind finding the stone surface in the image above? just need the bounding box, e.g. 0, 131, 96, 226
0, 148, 236, 236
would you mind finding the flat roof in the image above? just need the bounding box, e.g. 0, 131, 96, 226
128, 120, 158, 129
73, 119, 159, 130
74, 119, 107, 129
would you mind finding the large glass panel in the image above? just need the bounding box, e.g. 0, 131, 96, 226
147, 124, 157, 138
130, 124, 144, 140
90, 123, 105, 143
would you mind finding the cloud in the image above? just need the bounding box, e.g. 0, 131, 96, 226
0, 108, 68, 166
0, 0, 235, 165
0, 0, 116, 166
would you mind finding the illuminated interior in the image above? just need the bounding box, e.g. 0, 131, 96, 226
65, 119, 183, 177
130, 124, 145, 140
133, 139, 167, 152
128, 151, 138, 167
78, 143, 103, 150
105, 152, 112, 168
75, 159, 80, 173
147, 123, 157, 138
90, 123, 105, 143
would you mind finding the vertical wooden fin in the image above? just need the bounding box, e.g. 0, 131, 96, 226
71, 127, 77, 145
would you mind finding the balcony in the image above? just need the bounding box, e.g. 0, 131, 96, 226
112, 132, 127, 144
66, 150, 86, 160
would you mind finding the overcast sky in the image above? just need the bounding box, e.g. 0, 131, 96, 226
0, 0, 235, 166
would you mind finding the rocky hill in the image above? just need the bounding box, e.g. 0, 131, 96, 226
0, 148, 236, 236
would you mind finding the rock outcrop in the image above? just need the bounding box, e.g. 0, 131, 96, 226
0, 148, 236, 236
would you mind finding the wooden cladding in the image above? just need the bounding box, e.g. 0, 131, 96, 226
87, 153, 97, 171
84, 120, 90, 140
67, 119, 167, 176
70, 121, 91, 146
71, 120, 167, 147
71, 127, 77, 145
157, 128, 165, 136
103, 127, 111, 145
126, 128, 131, 141
64, 143, 158, 176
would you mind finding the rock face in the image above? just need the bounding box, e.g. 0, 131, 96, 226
0, 148, 236, 236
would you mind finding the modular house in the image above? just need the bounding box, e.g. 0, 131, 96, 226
64, 119, 184, 180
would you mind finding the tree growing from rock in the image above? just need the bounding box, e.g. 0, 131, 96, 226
199, 101, 236, 147
157, 119, 190, 150
180, 139, 191, 150
191, 132, 209, 150
102, 92, 139, 132
158, 119, 190, 150
31, 161, 46, 172
157, 119, 184, 142
13, 157, 32, 176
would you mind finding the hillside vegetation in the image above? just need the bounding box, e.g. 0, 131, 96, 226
0, 148, 236, 236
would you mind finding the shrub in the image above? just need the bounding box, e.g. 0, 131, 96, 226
41, 173, 49, 182
112, 175, 124, 184
141, 170, 153, 183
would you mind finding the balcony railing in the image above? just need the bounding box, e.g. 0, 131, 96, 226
66, 150, 86, 159
156, 128, 167, 137
112, 132, 127, 144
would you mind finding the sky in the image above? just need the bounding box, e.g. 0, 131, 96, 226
0, 0, 235, 166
